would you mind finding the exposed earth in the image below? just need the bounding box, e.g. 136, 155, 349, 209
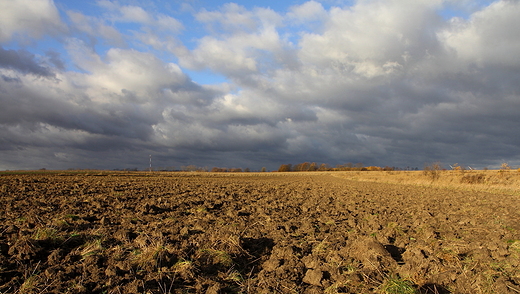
1, 171, 520, 293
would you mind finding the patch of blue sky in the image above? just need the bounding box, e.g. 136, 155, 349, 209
438, 0, 497, 20
182, 68, 229, 85
53, 1, 99, 19
180, 0, 293, 12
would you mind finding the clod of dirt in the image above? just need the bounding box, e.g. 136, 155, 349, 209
262, 257, 280, 272
303, 269, 323, 286
302, 255, 321, 269
399, 244, 442, 282
350, 236, 397, 270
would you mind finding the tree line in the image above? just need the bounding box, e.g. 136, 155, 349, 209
137, 163, 403, 173
277, 162, 397, 172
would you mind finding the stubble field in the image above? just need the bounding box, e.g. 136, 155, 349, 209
1, 171, 520, 293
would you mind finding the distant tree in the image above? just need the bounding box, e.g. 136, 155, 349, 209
309, 162, 318, 171
317, 163, 328, 171
278, 164, 292, 172
244, 168, 250, 172
261, 167, 267, 172
182, 165, 195, 171
501, 162, 511, 171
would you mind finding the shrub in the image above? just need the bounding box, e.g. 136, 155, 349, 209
501, 162, 511, 171
423, 162, 442, 181
460, 173, 486, 184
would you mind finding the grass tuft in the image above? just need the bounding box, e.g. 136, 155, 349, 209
379, 275, 418, 294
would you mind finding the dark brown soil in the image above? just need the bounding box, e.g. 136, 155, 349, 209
1, 171, 519, 293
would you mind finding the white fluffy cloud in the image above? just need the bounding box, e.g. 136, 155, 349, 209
287, 1, 327, 23
440, 0, 520, 66
0, 0, 64, 42
180, 3, 286, 82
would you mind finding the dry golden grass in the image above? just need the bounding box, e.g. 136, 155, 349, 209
333, 170, 520, 196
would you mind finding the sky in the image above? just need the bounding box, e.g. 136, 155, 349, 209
1, 0, 519, 171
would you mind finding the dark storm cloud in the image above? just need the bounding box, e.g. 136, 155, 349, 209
0, 47, 55, 77
45, 50, 66, 70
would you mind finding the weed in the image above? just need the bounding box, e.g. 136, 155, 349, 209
132, 234, 172, 270
33, 227, 61, 243
325, 220, 336, 226
17, 261, 55, 294
199, 249, 233, 267
80, 238, 104, 258
64, 214, 80, 221
69, 231, 81, 238
172, 259, 194, 273
379, 275, 418, 294
19, 274, 39, 294
225, 269, 243, 283
339, 263, 358, 274
509, 240, 520, 258
312, 237, 330, 253
324, 284, 340, 294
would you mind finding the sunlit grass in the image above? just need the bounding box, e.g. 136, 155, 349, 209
335, 170, 520, 195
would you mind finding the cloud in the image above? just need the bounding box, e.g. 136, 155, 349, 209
97, 1, 184, 33
287, 1, 327, 23
0, 40, 215, 148
45, 50, 66, 70
298, 0, 444, 75
181, 3, 290, 85
439, 0, 520, 67
119, 5, 152, 23
156, 14, 184, 32
196, 3, 260, 32
67, 11, 126, 47
1, 0, 520, 171
0, 47, 55, 77
0, 0, 64, 42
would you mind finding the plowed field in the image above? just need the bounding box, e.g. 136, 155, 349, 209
1, 172, 520, 293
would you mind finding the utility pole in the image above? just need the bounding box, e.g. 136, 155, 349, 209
149, 154, 152, 172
